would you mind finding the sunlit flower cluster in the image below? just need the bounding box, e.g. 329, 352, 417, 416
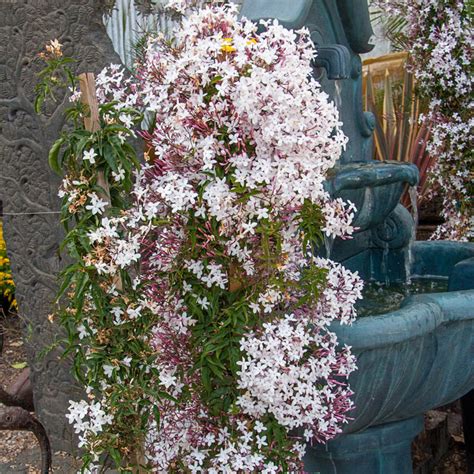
38, 38, 63, 60
0, 221, 17, 314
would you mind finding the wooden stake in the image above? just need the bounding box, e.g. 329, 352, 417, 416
79, 72, 100, 133
79, 73, 110, 202
78, 73, 121, 293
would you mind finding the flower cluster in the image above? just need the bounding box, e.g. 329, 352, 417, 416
48, 2, 364, 471
38, 38, 63, 61
237, 311, 357, 443
79, 3, 362, 470
0, 221, 17, 315
375, 0, 473, 240
66, 399, 113, 450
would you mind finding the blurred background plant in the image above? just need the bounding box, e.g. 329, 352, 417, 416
362, 52, 436, 210
0, 220, 17, 316
369, 4, 408, 51
368, 0, 472, 241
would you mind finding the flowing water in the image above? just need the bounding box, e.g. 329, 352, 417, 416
381, 241, 390, 286
409, 185, 419, 229
405, 185, 419, 284
356, 277, 449, 317
324, 234, 335, 260
334, 81, 342, 112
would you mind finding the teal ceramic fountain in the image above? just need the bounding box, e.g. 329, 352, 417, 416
241, 2, 474, 473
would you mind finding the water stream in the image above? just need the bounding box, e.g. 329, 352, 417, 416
381, 241, 390, 286
409, 185, 419, 228
324, 234, 335, 260
405, 185, 419, 284
334, 81, 342, 112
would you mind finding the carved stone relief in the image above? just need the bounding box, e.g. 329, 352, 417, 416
0, 0, 121, 451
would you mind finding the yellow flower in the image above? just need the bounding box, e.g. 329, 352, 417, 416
221, 37, 236, 53
0, 220, 17, 312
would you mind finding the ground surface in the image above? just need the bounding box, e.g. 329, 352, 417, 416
0, 315, 78, 473
1, 314, 38, 470
413, 407, 467, 474
0, 315, 469, 473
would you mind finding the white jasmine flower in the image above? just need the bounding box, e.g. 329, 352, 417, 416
83, 148, 97, 164
103, 365, 115, 378
86, 193, 107, 215
112, 167, 126, 182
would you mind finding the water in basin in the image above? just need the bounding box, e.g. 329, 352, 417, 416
357, 277, 449, 317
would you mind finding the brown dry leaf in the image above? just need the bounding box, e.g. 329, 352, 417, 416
451, 433, 465, 444
9, 340, 24, 347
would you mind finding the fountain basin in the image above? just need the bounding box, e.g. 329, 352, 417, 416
305, 241, 474, 473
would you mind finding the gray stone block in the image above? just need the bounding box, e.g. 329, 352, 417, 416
0, 0, 121, 452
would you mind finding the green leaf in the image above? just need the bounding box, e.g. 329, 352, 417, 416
34, 94, 45, 114
201, 366, 212, 392
103, 143, 119, 173
48, 138, 65, 174
56, 268, 75, 301
152, 406, 161, 428
105, 124, 131, 135
109, 448, 122, 467
75, 135, 92, 160
74, 271, 90, 315
109, 137, 128, 163
207, 359, 225, 379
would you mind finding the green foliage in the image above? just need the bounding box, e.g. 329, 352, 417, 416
363, 55, 435, 207
36, 43, 156, 472
298, 265, 328, 306
298, 199, 325, 251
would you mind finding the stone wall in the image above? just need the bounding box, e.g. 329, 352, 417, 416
0, 0, 121, 451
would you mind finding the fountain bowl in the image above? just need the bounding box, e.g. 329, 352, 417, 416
305, 241, 474, 473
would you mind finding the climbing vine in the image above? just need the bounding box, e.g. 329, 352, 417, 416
37, 1, 363, 471
36, 40, 163, 470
